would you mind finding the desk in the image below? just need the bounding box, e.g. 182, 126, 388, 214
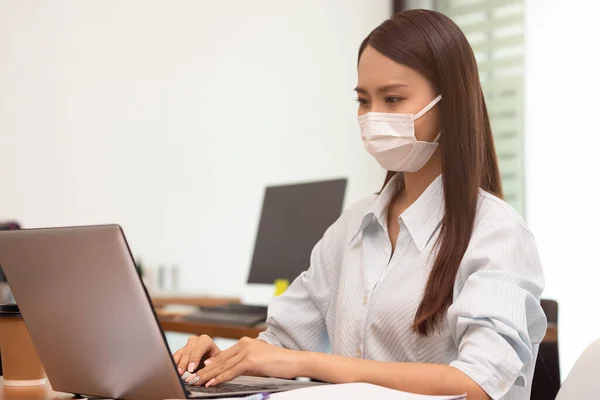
159, 316, 265, 340
151, 295, 240, 308
152, 295, 265, 339
0, 378, 71, 400
545, 323, 558, 344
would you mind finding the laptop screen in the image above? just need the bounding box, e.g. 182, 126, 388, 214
246, 179, 346, 284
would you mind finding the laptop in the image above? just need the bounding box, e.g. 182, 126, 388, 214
0, 225, 324, 399
185, 178, 347, 325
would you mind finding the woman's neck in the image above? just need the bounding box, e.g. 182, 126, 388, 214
397, 150, 442, 207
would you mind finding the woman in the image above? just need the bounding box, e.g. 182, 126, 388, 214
173, 9, 546, 400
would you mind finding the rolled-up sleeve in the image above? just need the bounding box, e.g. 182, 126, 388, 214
447, 219, 547, 399
257, 232, 332, 353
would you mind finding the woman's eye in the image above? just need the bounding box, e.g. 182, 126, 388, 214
385, 96, 404, 103
355, 97, 369, 105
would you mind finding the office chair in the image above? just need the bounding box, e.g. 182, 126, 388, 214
555, 338, 600, 399
531, 299, 560, 400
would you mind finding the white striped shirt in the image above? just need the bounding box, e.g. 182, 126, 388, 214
258, 173, 547, 400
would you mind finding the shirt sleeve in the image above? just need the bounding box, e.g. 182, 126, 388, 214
447, 218, 547, 400
257, 233, 332, 353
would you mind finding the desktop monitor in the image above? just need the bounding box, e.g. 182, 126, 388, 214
246, 178, 347, 285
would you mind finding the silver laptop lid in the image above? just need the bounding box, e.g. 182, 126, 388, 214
0, 225, 186, 400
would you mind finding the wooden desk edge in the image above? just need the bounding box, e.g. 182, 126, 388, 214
544, 323, 557, 344
159, 317, 265, 340
151, 296, 241, 308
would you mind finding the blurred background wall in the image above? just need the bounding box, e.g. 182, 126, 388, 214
0, 0, 389, 296
525, 0, 600, 378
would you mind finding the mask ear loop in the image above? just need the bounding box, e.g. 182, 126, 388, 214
433, 132, 442, 144
413, 94, 442, 120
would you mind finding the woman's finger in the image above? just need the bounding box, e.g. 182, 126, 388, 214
177, 349, 192, 376
172, 349, 183, 367
195, 352, 245, 386
177, 337, 200, 373
185, 338, 246, 383
187, 344, 208, 373
206, 360, 248, 387
186, 346, 235, 383
197, 342, 239, 374
178, 335, 218, 374
172, 349, 186, 375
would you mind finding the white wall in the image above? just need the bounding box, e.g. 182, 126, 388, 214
525, 0, 600, 376
0, 1, 390, 298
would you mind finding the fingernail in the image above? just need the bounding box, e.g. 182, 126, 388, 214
206, 378, 216, 387
185, 374, 195, 383
204, 359, 212, 365
188, 362, 196, 373
178, 367, 182, 375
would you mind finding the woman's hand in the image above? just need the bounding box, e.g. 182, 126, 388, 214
188, 337, 306, 387
172, 335, 221, 376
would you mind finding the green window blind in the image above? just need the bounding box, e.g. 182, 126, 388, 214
407, 0, 526, 215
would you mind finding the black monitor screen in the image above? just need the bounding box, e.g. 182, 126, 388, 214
247, 179, 346, 284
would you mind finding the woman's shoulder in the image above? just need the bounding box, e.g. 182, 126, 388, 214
475, 189, 532, 236
456, 189, 544, 297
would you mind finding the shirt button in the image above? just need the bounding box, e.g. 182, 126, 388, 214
356, 348, 362, 358
361, 296, 368, 305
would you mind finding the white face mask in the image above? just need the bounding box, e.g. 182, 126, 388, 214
358, 94, 442, 173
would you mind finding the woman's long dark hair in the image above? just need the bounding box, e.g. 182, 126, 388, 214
359, 10, 503, 336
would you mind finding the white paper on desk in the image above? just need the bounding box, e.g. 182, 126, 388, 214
218, 383, 466, 400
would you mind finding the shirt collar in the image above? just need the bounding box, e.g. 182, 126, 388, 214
349, 173, 403, 246
350, 173, 444, 253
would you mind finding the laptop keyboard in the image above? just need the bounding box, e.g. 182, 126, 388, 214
185, 382, 276, 394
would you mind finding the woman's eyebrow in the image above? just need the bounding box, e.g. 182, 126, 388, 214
353, 83, 409, 94
377, 83, 409, 93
